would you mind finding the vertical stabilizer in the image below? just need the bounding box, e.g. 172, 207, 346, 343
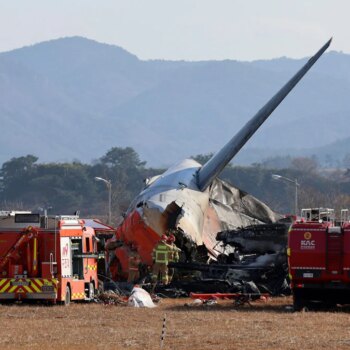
197, 38, 332, 191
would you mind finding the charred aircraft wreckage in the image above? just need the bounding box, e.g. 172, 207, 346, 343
106, 39, 331, 296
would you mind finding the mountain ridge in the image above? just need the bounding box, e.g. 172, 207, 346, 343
0, 36, 349, 167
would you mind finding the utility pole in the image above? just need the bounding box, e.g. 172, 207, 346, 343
272, 174, 300, 216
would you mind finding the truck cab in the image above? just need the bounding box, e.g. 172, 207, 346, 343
0, 213, 112, 304
288, 208, 350, 310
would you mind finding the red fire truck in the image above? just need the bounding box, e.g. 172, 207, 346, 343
0, 212, 109, 305
288, 208, 350, 310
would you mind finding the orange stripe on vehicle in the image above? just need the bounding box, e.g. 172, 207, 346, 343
72, 292, 85, 299
33, 238, 37, 273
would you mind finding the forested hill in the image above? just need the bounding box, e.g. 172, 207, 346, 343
1, 37, 350, 167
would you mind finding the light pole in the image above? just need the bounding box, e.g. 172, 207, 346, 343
38, 206, 53, 229
272, 174, 300, 216
95, 177, 112, 225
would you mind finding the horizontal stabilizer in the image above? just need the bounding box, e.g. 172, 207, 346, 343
197, 38, 332, 191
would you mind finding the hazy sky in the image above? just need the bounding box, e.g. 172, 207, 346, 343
0, 1, 347, 60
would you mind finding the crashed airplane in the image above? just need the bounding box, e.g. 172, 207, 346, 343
106, 39, 331, 282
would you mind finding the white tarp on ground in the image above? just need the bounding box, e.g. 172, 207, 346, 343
127, 287, 156, 308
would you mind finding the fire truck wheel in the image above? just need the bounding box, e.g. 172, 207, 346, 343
88, 282, 95, 300
64, 286, 71, 306
293, 295, 305, 311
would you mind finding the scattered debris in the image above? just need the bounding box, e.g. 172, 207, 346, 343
284, 305, 294, 312
96, 290, 127, 305
214, 218, 293, 295
188, 292, 269, 307
184, 298, 218, 307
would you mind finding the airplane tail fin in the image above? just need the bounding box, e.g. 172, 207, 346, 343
197, 38, 332, 191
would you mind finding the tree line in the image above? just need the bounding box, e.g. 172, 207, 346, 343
0, 147, 160, 223
1, 148, 350, 223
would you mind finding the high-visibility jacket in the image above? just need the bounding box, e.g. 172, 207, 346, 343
152, 242, 172, 264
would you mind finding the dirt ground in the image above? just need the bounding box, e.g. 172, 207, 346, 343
1, 296, 350, 350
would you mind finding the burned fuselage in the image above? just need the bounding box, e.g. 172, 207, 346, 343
111, 162, 282, 277
168, 220, 292, 296
106, 39, 331, 282
217, 220, 290, 255
215, 219, 292, 294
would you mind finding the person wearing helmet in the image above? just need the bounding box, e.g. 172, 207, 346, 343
167, 234, 175, 244
151, 234, 172, 286
167, 234, 181, 283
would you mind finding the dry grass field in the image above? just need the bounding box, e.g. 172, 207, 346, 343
1, 296, 350, 350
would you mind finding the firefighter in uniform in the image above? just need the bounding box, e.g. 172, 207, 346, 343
127, 245, 141, 283
167, 234, 180, 283
151, 234, 172, 285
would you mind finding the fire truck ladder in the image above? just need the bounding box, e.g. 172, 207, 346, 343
0, 227, 38, 272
